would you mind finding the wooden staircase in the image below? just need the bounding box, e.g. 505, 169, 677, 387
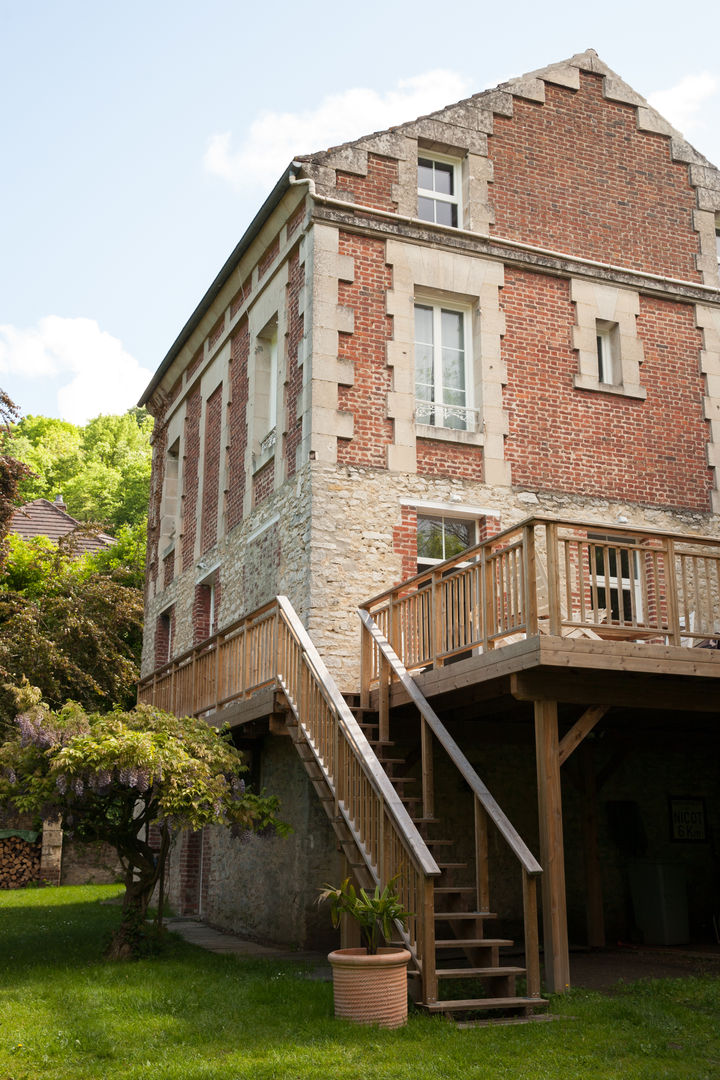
344, 696, 547, 1020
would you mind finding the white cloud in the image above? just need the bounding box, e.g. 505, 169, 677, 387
648, 72, 719, 135
0, 316, 153, 425
205, 70, 474, 191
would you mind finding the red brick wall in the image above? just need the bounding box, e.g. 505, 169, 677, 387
258, 236, 280, 280
227, 323, 249, 531
336, 232, 393, 466
252, 459, 274, 507
336, 154, 399, 212
392, 505, 418, 580
201, 384, 222, 554
285, 250, 305, 477
181, 388, 201, 573
154, 606, 174, 667
416, 439, 484, 480
193, 574, 221, 644
489, 73, 701, 282
162, 549, 174, 587
146, 425, 167, 594
502, 266, 711, 510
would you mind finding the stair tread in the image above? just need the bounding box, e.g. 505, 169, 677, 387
435, 911, 497, 920
424, 996, 547, 1013
435, 938, 513, 948
437, 862, 468, 869
436, 967, 526, 978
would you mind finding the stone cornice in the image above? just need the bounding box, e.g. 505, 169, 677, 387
309, 200, 720, 307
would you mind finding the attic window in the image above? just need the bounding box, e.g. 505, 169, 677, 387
417, 155, 461, 228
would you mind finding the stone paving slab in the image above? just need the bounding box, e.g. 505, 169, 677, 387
165, 917, 332, 980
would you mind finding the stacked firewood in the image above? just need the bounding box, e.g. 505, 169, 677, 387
0, 836, 41, 888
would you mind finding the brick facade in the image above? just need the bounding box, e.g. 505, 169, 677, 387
336, 153, 399, 212
200, 383, 222, 553
226, 323, 249, 532
502, 267, 712, 509
181, 388, 201, 573
336, 232, 393, 467
285, 250, 305, 477
488, 72, 701, 282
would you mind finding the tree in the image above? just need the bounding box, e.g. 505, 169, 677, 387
0, 685, 288, 958
0, 534, 144, 729
9, 409, 153, 533
0, 391, 32, 562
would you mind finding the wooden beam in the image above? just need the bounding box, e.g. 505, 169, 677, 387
510, 669, 720, 712
534, 699, 570, 994
558, 706, 608, 766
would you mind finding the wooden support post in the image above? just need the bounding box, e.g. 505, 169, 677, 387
579, 741, 605, 948
534, 698, 570, 993
378, 653, 390, 745
420, 876, 437, 1004
359, 618, 371, 710
522, 870, 541, 998
546, 523, 562, 636
474, 797, 490, 912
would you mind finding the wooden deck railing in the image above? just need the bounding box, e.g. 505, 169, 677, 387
138, 596, 441, 1002
359, 516, 720, 679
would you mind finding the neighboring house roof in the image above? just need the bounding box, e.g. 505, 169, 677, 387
9, 498, 115, 555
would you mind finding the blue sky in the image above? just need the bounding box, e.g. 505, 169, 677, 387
1, 0, 719, 423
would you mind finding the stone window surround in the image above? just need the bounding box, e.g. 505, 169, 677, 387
571, 279, 646, 400
385, 240, 509, 484
245, 267, 289, 508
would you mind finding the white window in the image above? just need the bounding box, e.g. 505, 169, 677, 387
716, 215, 720, 265
414, 301, 473, 431
417, 155, 461, 228
417, 514, 476, 572
588, 534, 643, 625
596, 320, 620, 385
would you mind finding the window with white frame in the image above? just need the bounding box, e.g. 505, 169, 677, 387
587, 534, 643, 625
716, 214, 720, 265
414, 301, 473, 431
596, 320, 621, 385
417, 514, 476, 572
417, 155, 461, 227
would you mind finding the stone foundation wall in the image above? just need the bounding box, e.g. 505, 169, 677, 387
165, 735, 341, 950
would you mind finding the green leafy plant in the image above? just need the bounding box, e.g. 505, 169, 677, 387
318, 876, 412, 954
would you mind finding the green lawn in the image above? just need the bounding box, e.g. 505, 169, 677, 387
1, 885, 719, 1080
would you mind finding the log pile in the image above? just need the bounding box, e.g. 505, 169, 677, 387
0, 835, 41, 889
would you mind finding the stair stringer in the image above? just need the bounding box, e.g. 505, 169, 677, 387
272, 597, 441, 1002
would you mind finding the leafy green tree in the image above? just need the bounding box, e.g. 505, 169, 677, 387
9, 415, 82, 504
0, 686, 288, 958
0, 391, 32, 562
9, 409, 153, 533
0, 534, 144, 728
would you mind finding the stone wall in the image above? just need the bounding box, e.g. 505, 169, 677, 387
164, 735, 341, 950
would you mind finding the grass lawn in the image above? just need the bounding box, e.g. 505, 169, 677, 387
1, 885, 719, 1080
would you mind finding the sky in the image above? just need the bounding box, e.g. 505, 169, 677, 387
1, 0, 719, 425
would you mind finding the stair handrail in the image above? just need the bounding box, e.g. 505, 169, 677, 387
358, 608, 541, 876
276, 597, 440, 880
359, 606, 543, 998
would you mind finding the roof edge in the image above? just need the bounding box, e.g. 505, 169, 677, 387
138, 161, 299, 408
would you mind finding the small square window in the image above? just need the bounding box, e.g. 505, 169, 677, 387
417, 155, 461, 228
417, 514, 476, 572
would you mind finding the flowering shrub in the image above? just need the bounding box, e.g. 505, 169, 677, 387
0, 683, 288, 957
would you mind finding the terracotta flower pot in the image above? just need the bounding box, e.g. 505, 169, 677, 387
328, 946, 411, 1028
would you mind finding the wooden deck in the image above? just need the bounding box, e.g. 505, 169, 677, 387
138, 515, 719, 1005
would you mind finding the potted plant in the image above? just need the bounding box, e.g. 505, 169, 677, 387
318, 876, 412, 1028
